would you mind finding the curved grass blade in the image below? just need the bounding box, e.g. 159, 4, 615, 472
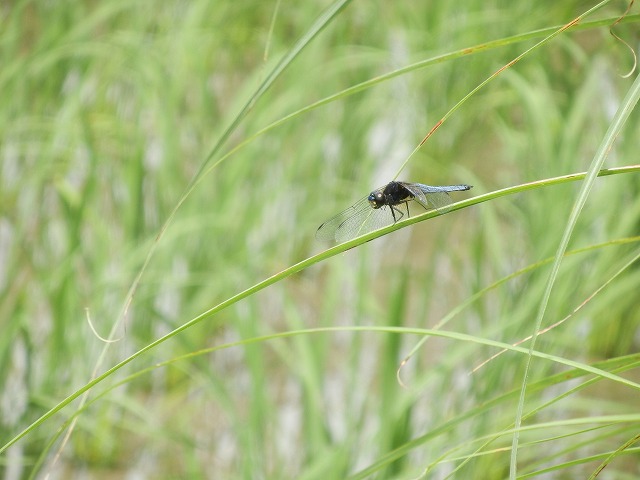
41, 0, 355, 471
509, 61, 640, 479
2, 166, 639, 455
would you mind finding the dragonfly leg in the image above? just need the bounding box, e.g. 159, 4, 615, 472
390, 205, 404, 223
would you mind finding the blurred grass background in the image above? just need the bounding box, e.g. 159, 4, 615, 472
1, 0, 640, 478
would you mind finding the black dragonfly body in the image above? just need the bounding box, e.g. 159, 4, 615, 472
316, 181, 472, 243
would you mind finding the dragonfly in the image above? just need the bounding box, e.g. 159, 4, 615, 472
316, 181, 472, 243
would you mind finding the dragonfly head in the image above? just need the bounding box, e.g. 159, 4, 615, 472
368, 191, 385, 209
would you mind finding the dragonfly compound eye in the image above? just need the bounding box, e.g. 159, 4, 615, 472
368, 191, 385, 209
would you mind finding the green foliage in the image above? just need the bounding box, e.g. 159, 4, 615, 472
1, 0, 640, 478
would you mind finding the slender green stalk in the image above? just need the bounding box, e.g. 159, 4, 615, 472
509, 67, 640, 478
394, 0, 614, 179
2, 165, 638, 455
202, 14, 640, 182
44, 0, 354, 469
397, 236, 640, 382
442, 250, 640, 478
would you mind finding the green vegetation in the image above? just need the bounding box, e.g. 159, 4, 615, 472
1, 0, 639, 478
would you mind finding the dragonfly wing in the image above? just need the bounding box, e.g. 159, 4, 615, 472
402, 183, 453, 213
399, 182, 427, 206
316, 197, 369, 241
334, 205, 398, 243
422, 191, 454, 211
316, 196, 399, 243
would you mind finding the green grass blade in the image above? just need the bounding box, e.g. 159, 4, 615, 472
509, 67, 640, 478
2, 165, 638, 455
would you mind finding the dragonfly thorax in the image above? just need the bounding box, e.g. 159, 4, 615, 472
368, 182, 414, 209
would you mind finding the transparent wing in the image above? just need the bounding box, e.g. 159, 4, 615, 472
316, 196, 369, 241
401, 183, 453, 213
316, 196, 400, 243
